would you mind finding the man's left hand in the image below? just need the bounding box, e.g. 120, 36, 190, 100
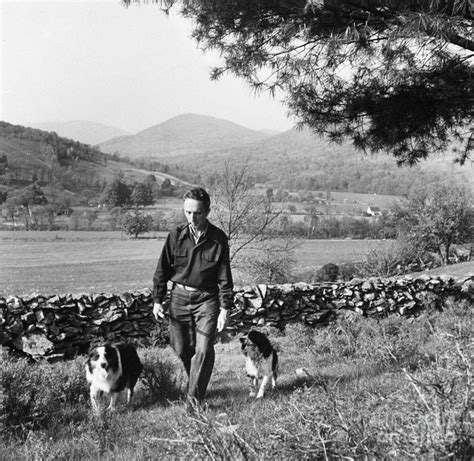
217, 309, 228, 332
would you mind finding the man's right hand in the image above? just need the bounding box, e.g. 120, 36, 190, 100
153, 302, 165, 320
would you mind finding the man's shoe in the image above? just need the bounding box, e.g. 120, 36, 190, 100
186, 395, 200, 414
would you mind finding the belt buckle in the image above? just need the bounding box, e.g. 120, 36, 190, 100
176, 283, 198, 292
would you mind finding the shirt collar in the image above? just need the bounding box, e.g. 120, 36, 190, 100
188, 221, 209, 243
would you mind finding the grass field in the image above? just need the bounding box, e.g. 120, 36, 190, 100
0, 231, 392, 297
1, 301, 472, 459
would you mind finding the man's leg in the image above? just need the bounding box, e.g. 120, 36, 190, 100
169, 290, 195, 376
187, 294, 219, 400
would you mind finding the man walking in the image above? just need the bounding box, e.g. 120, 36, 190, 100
152, 187, 233, 407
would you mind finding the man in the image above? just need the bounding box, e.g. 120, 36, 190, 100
152, 187, 233, 407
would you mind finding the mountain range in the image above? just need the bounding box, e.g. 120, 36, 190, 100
2, 114, 472, 202
98, 114, 275, 158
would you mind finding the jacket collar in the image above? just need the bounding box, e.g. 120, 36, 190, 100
178, 221, 212, 242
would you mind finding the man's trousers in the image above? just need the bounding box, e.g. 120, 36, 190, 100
168, 285, 219, 400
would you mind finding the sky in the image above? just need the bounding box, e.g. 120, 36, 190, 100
1, 0, 295, 133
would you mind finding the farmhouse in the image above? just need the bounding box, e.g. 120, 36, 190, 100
366, 206, 382, 217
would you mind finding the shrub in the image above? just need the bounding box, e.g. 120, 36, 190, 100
312, 262, 339, 282
1, 354, 88, 435
138, 347, 184, 405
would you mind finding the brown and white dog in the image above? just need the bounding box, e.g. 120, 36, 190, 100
85, 343, 142, 412
240, 330, 278, 399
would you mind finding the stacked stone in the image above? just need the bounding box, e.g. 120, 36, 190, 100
0, 274, 472, 360
0, 290, 156, 360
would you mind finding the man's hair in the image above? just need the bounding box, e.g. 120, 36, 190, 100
183, 187, 211, 210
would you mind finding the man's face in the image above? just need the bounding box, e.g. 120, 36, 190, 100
183, 198, 209, 231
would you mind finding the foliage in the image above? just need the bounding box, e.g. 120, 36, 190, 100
241, 238, 298, 284
160, 178, 175, 197
0, 121, 106, 165
392, 182, 473, 264
1, 353, 88, 434
130, 182, 154, 207
313, 262, 339, 282
138, 347, 185, 404
123, 209, 153, 237
125, 0, 473, 164
356, 239, 436, 277
100, 178, 132, 209
1, 302, 472, 458
14, 184, 48, 211
207, 157, 282, 263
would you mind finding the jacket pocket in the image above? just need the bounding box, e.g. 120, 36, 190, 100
201, 248, 220, 271
174, 249, 188, 268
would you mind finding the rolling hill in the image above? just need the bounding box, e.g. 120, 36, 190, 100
31, 120, 130, 146
159, 127, 474, 196
0, 121, 189, 204
98, 113, 272, 158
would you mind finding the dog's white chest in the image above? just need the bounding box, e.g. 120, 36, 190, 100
245, 357, 260, 378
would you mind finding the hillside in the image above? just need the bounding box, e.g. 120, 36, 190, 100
31, 120, 130, 146
99, 113, 271, 159
163, 127, 474, 196
0, 121, 188, 204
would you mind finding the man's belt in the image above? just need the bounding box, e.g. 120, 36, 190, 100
173, 283, 200, 292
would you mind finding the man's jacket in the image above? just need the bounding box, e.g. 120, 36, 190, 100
153, 222, 234, 310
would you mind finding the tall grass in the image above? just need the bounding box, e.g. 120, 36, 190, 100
1, 300, 472, 459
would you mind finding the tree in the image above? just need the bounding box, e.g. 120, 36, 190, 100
243, 239, 298, 284
131, 182, 154, 208
160, 178, 175, 196
3, 197, 19, 226
124, 0, 473, 164
304, 206, 320, 238
207, 157, 281, 263
16, 184, 48, 210
123, 209, 153, 238
100, 178, 131, 209
392, 182, 473, 264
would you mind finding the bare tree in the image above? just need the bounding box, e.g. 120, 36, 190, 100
208, 157, 281, 263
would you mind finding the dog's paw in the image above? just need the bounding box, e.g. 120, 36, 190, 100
256, 393, 264, 399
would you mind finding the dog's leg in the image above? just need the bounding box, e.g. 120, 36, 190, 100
126, 387, 133, 405
107, 392, 120, 411
249, 377, 258, 397
257, 375, 270, 399
90, 385, 102, 413
272, 371, 277, 389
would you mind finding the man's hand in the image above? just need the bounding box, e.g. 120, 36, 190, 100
153, 302, 165, 320
217, 308, 228, 332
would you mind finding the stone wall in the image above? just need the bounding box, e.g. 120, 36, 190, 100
0, 274, 472, 360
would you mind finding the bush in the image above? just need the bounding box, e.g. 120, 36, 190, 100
312, 262, 339, 282
138, 348, 184, 405
1, 354, 88, 435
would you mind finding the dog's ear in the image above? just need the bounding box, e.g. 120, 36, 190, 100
239, 337, 249, 350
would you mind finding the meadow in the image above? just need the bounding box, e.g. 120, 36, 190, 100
1, 300, 472, 459
0, 230, 389, 297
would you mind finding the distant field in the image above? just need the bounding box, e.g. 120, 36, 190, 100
0, 231, 391, 296
2, 231, 471, 297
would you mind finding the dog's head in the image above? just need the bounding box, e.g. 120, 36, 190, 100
240, 330, 273, 359
86, 345, 119, 378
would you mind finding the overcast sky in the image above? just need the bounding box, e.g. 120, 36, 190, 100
1, 0, 295, 133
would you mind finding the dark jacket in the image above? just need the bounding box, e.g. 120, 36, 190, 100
153, 222, 234, 310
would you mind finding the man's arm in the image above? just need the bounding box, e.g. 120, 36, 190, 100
216, 235, 234, 332
152, 232, 175, 306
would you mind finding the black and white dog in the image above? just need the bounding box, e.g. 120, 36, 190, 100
85, 343, 143, 412
240, 330, 279, 399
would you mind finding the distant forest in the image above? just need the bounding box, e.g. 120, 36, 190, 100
1, 121, 467, 204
